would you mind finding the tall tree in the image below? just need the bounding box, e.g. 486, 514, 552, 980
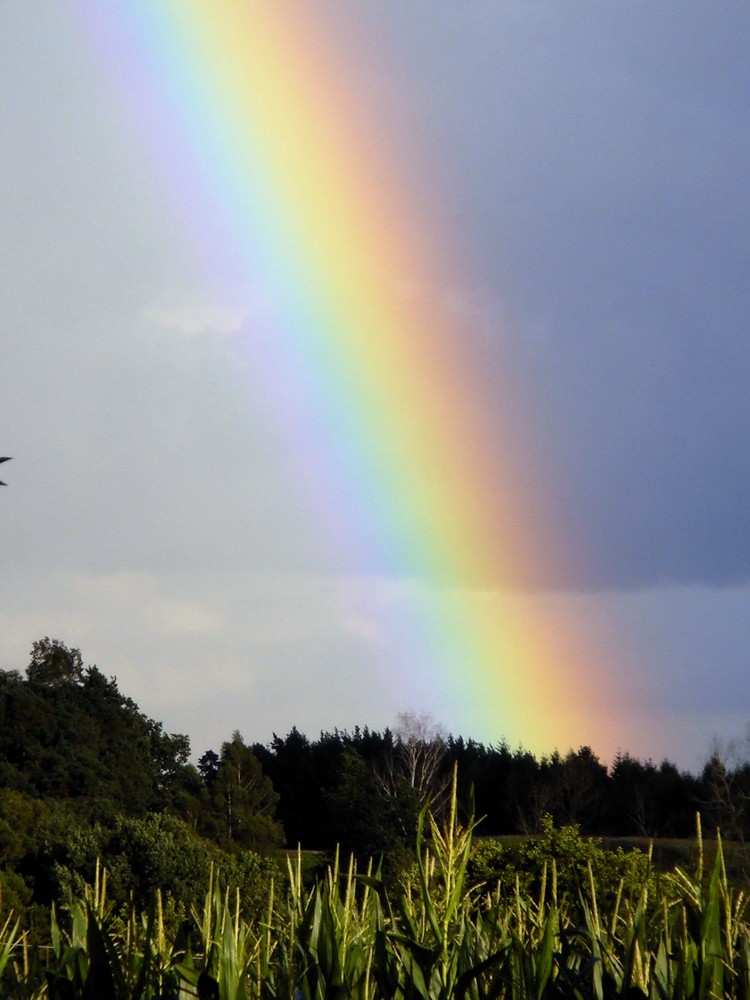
26, 637, 83, 687
377, 712, 450, 820
203, 732, 283, 850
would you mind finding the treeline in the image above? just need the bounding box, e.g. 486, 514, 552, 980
1, 638, 748, 918
251, 721, 747, 855
250, 724, 702, 852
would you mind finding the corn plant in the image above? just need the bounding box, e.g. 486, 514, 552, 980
190, 874, 260, 1000
21, 801, 750, 1000
44, 861, 199, 1000
0, 909, 32, 997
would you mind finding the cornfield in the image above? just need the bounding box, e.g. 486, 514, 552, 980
2, 777, 749, 999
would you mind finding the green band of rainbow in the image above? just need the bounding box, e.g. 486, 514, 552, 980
76, 2, 628, 754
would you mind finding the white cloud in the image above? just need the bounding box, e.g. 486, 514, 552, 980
72, 572, 226, 636
144, 302, 246, 337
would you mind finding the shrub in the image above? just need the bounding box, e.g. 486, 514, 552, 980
468, 813, 655, 908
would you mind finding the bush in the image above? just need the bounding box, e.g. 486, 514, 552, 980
13, 810, 280, 918
468, 813, 655, 908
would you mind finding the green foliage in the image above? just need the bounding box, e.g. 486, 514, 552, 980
0, 640, 287, 948
0, 911, 29, 998
324, 748, 413, 871
21, 811, 278, 920
26, 638, 84, 688
55, 813, 211, 908
0, 869, 31, 922
468, 814, 654, 910
14, 784, 750, 1000
0, 646, 197, 816
43, 867, 199, 1000
7, 638, 750, 996
200, 732, 284, 851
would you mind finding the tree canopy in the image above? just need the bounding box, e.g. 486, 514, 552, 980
1, 634, 746, 909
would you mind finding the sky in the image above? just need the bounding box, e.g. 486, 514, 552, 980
1, 2, 749, 773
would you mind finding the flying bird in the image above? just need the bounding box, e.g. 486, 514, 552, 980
0, 457, 10, 485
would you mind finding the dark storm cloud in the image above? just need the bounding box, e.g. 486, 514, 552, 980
337, 1, 750, 590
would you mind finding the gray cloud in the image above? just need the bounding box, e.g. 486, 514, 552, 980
2, 2, 750, 767
338, 1, 750, 590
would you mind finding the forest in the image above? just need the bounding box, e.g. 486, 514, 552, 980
2, 638, 750, 997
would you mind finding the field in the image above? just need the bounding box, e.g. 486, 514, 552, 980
3, 780, 750, 999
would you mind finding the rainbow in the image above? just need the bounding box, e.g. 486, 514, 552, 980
77, 2, 630, 755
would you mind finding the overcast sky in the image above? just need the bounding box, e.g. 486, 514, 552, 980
2, 2, 749, 771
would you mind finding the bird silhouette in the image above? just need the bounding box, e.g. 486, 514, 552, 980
0, 457, 10, 485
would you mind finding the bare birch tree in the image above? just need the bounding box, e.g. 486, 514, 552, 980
376, 712, 451, 821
